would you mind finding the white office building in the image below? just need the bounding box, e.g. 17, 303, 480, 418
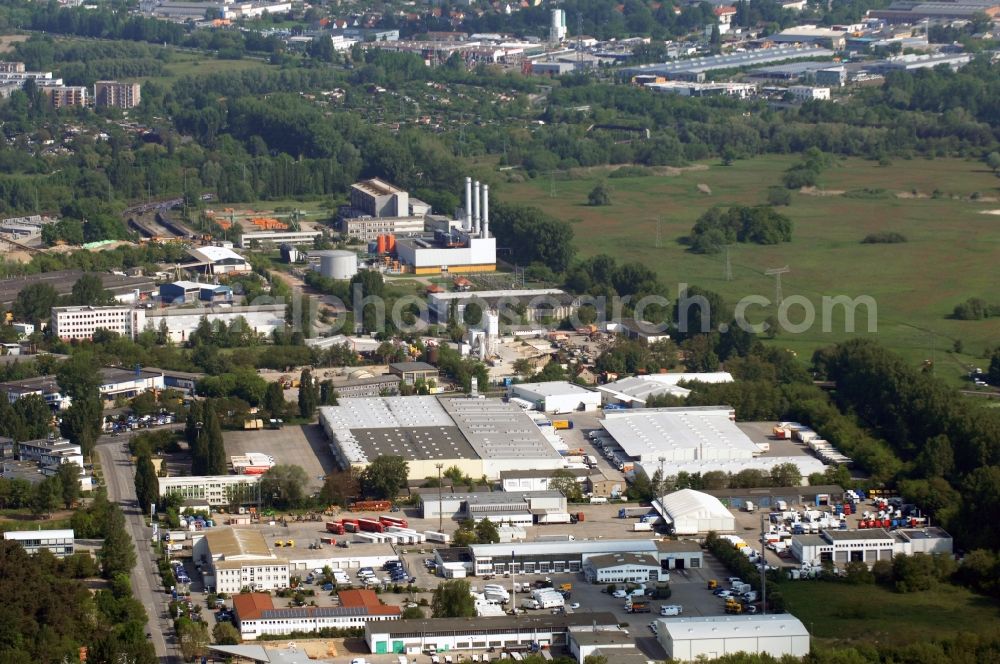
51, 305, 146, 341
159, 474, 261, 507
584, 552, 663, 584
4, 529, 75, 557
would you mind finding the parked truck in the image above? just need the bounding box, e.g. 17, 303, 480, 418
537, 512, 572, 525
552, 420, 573, 430
326, 522, 345, 535
358, 518, 385, 533
618, 507, 652, 519
627, 602, 651, 614
632, 522, 653, 532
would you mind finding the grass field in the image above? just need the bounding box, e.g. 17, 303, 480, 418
780, 580, 1000, 646
499, 156, 1000, 384
126, 53, 276, 87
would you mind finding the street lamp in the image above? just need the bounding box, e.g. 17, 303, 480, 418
435, 463, 444, 534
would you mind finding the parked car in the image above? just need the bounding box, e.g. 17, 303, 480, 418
612, 590, 628, 599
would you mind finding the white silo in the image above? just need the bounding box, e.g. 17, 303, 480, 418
318, 250, 358, 280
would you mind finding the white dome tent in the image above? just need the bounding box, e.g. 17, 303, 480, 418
654, 489, 735, 535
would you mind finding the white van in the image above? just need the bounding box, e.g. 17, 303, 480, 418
590, 496, 608, 504
660, 605, 683, 616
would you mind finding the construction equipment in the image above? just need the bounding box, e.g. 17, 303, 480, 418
707, 579, 718, 590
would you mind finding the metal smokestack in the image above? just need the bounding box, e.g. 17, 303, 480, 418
481, 184, 489, 239
464, 177, 472, 231
473, 180, 481, 235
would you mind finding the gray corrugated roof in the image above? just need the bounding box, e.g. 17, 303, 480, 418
365, 612, 619, 634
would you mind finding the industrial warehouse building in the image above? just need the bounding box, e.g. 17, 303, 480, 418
427, 288, 576, 324
791, 527, 953, 566
657, 615, 810, 661
235, 590, 399, 640
601, 406, 826, 481
418, 490, 567, 526
195, 528, 290, 594
653, 489, 736, 535
187, 246, 251, 275
319, 396, 565, 481
509, 381, 601, 413
596, 372, 734, 407
364, 613, 620, 655
584, 552, 662, 583
461, 538, 702, 576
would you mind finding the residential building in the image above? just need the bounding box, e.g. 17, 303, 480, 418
510, 381, 601, 413
0, 375, 71, 409
714, 6, 736, 34
388, 361, 439, 385
51, 305, 145, 341
657, 615, 810, 661
45, 86, 88, 108
234, 590, 399, 640
364, 613, 620, 655
584, 552, 663, 583
159, 474, 261, 507
0, 61, 25, 73
4, 529, 74, 557
195, 528, 289, 594
16, 437, 83, 469
94, 81, 141, 109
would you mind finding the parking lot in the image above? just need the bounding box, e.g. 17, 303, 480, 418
223, 424, 336, 490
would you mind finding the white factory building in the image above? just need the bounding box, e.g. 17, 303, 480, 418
3, 529, 75, 557
656, 615, 810, 662
159, 474, 262, 507
584, 552, 663, 584
235, 590, 399, 641
319, 396, 565, 481
602, 406, 826, 482
509, 381, 601, 413
195, 528, 290, 594
144, 304, 287, 343
653, 489, 736, 535
791, 527, 953, 566
187, 245, 251, 275
597, 372, 734, 407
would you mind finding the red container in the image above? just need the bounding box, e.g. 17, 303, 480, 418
576, 512, 585, 522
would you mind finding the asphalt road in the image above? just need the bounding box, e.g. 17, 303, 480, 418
97, 431, 181, 664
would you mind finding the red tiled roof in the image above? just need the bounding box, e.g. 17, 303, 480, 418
338, 589, 380, 609
232, 593, 274, 621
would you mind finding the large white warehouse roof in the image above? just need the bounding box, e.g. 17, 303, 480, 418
601, 406, 758, 462
654, 489, 735, 535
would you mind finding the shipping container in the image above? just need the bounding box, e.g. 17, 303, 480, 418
552, 420, 573, 430
632, 522, 653, 532
326, 522, 345, 534
380, 515, 409, 529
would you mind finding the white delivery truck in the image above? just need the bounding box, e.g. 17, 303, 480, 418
632, 522, 653, 532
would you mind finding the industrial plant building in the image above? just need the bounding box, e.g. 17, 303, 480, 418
791, 526, 953, 566
319, 396, 565, 481
427, 288, 576, 324
418, 490, 567, 527
364, 613, 620, 656
458, 538, 703, 577
596, 372, 734, 407
656, 615, 810, 661
600, 406, 826, 482
509, 381, 601, 413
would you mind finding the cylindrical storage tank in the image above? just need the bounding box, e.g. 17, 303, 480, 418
318, 250, 358, 280
387, 233, 396, 253
377, 234, 387, 254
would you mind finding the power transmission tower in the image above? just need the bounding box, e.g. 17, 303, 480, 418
765, 266, 790, 305
725, 245, 733, 281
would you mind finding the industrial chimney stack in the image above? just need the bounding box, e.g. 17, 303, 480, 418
481, 184, 489, 239
464, 177, 472, 232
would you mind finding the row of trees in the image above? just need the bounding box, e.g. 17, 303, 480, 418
185, 399, 226, 476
